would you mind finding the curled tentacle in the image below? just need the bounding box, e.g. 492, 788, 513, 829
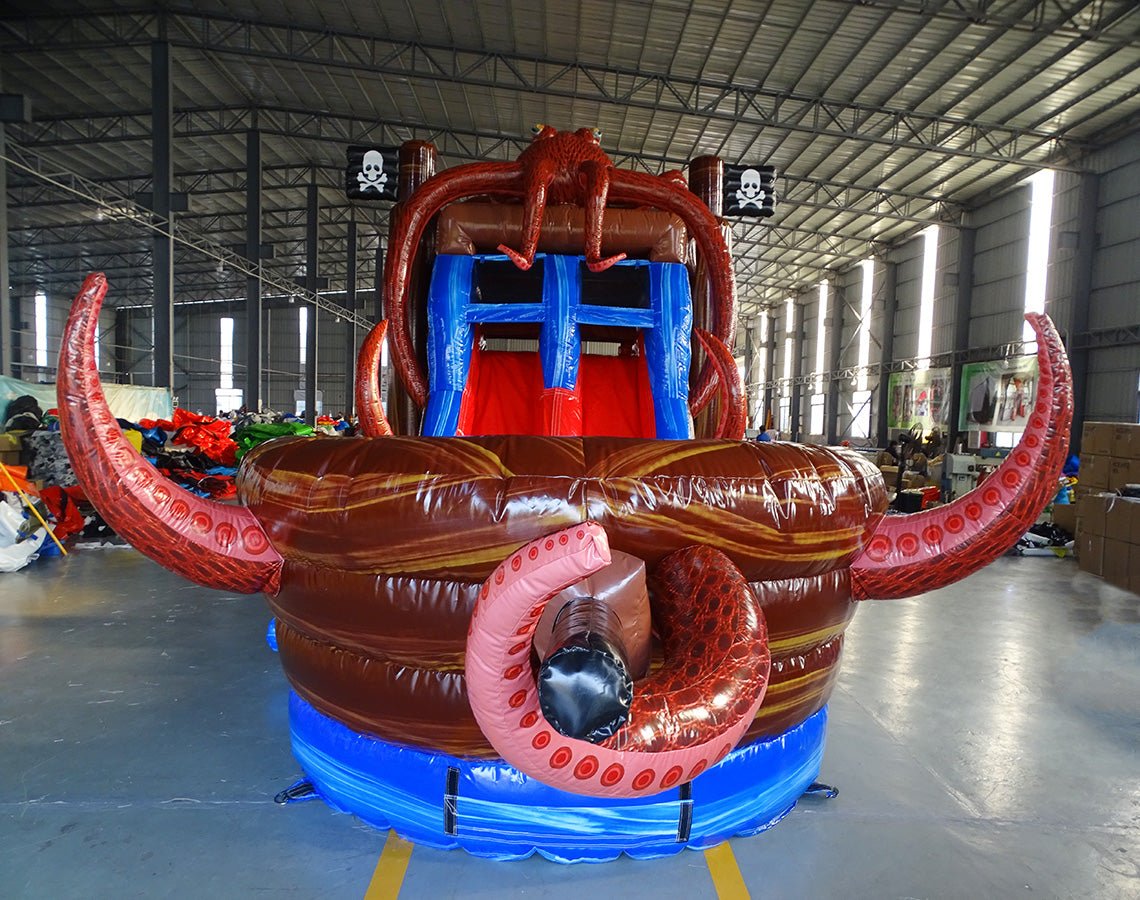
607, 169, 736, 414
58, 273, 282, 595
851, 312, 1072, 600
692, 327, 746, 440
386, 165, 524, 407
354, 320, 393, 438
465, 523, 770, 798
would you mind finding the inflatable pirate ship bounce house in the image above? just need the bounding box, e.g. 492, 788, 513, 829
58, 127, 1072, 862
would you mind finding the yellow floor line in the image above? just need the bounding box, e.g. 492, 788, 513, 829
704, 841, 751, 899
364, 830, 414, 900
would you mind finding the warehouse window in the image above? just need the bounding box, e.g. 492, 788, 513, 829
851, 389, 872, 439
1023, 169, 1055, 345
35, 290, 48, 368
812, 282, 828, 435
814, 282, 828, 392
757, 311, 769, 386
857, 259, 874, 391
299, 307, 308, 370
810, 393, 825, 435
215, 317, 242, 414
917, 225, 938, 369
783, 297, 794, 381
782, 298, 794, 435
219, 317, 234, 390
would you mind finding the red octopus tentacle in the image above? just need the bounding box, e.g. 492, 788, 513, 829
607, 169, 736, 414
58, 273, 282, 595
386, 165, 523, 408
354, 319, 393, 438
851, 313, 1072, 600
465, 524, 770, 798
693, 328, 746, 440
497, 158, 556, 271
579, 160, 626, 273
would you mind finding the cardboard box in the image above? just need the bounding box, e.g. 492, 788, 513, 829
1082, 421, 1115, 456
1080, 454, 1110, 490
0, 449, 20, 467
1051, 503, 1077, 534
1103, 495, 1133, 542
1108, 457, 1140, 492
1078, 493, 1110, 537
0, 432, 21, 452
1077, 533, 1104, 576
1111, 423, 1140, 460
1103, 538, 1133, 591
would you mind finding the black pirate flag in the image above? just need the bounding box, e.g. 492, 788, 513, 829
723, 164, 776, 218
345, 146, 399, 201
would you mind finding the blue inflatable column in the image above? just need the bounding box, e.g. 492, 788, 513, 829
644, 262, 694, 439
422, 255, 476, 437
539, 256, 583, 435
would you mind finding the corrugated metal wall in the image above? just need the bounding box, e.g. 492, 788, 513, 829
890, 233, 925, 362
1084, 130, 1140, 422
969, 186, 1030, 347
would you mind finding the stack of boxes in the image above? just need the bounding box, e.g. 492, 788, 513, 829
1076, 422, 1140, 594
0, 432, 21, 469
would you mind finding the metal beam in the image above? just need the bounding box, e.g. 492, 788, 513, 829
303, 177, 318, 426
244, 126, 261, 411
7, 111, 967, 222
344, 218, 356, 419
1065, 174, 1099, 450
875, 261, 899, 445
822, 0, 1140, 48
151, 38, 173, 389
790, 303, 805, 442
0, 112, 9, 377
826, 282, 844, 444
0, 11, 1092, 164
0, 139, 373, 329
947, 225, 976, 451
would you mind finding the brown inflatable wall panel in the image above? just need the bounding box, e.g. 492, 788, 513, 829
240, 436, 886, 757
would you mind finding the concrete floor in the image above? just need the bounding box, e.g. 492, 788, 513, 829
2, 546, 1138, 899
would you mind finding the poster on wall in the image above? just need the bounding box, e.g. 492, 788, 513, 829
958, 356, 1039, 433
886, 368, 952, 433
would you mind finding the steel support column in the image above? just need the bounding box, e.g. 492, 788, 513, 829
151, 39, 174, 389
1066, 174, 1098, 451
790, 302, 805, 442
244, 127, 262, 411
947, 225, 976, 452
826, 283, 844, 444
0, 120, 9, 378
875, 261, 899, 446
762, 318, 776, 431
344, 219, 357, 418
114, 307, 131, 384
304, 178, 319, 426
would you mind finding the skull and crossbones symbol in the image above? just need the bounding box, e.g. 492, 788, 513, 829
735, 168, 766, 210
357, 150, 388, 194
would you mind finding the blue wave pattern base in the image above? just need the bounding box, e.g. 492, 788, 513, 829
288, 693, 827, 862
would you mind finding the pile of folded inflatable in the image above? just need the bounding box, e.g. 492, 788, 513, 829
1, 394, 356, 571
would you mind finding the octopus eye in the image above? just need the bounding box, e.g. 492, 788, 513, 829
531, 123, 545, 135
591, 127, 602, 141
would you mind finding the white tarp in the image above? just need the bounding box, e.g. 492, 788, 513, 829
1, 375, 173, 423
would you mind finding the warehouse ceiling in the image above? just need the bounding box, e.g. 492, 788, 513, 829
3, 0, 1139, 323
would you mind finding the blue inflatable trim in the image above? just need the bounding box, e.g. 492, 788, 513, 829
288, 693, 826, 862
